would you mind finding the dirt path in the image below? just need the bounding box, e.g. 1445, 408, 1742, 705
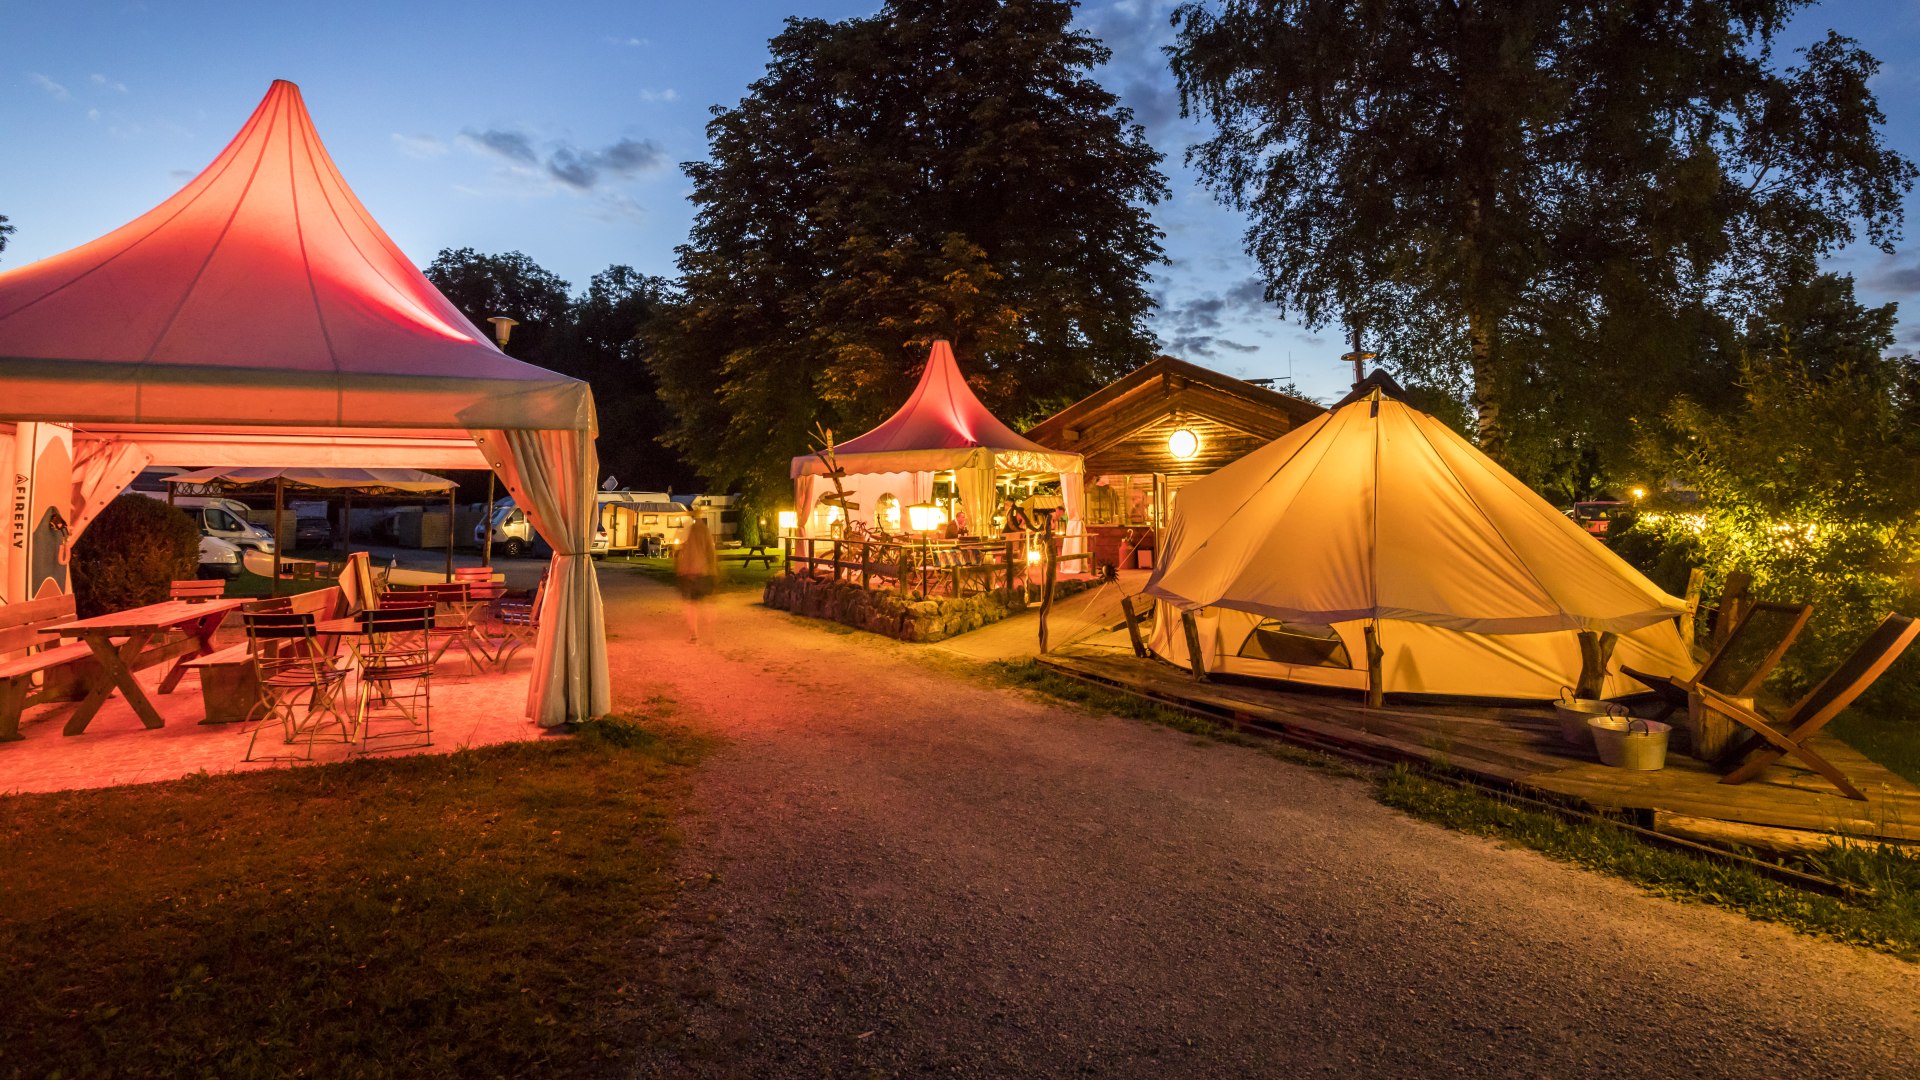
601, 571, 1920, 1078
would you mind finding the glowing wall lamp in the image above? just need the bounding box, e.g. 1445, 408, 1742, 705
1167, 428, 1200, 461
486, 315, 519, 347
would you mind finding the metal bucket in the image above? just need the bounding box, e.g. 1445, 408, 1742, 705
1589, 716, 1671, 771
1554, 688, 1625, 747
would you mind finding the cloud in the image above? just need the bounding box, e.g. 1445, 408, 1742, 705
391, 132, 448, 159
1869, 261, 1920, 296
89, 73, 128, 94
29, 73, 70, 100
463, 127, 666, 191
638, 88, 678, 103
86, 108, 100, 122
607, 35, 649, 47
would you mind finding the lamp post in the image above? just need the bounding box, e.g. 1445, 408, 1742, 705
777, 510, 798, 572
906, 503, 943, 596
481, 316, 515, 568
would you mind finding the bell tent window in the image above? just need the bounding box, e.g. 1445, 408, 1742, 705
1237, 620, 1353, 669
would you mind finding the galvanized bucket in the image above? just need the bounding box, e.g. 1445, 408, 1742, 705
1554, 687, 1625, 747
1589, 716, 1671, 771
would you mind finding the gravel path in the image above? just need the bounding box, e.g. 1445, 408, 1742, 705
603, 572, 1920, 1077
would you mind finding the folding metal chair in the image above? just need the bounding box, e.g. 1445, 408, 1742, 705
241, 611, 352, 761
1697, 613, 1920, 800
494, 578, 544, 668
353, 605, 435, 752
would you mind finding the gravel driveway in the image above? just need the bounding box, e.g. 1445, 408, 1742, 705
602, 572, 1920, 1077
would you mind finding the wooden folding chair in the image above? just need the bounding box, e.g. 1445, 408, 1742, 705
1697, 613, 1919, 800
1624, 600, 1812, 760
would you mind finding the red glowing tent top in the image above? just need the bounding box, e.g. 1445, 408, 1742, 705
791, 341, 1081, 477
0, 79, 588, 434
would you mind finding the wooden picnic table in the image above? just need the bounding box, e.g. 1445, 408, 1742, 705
40, 596, 253, 735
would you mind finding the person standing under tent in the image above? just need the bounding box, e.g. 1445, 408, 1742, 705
675, 517, 719, 642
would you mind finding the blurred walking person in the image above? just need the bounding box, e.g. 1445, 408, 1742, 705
676, 517, 719, 642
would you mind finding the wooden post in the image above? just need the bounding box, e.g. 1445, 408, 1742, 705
1575, 630, 1618, 700
482, 472, 495, 567
784, 534, 793, 575
341, 491, 353, 556
1679, 567, 1704, 652
271, 477, 283, 597
1037, 521, 1060, 654
1118, 594, 1149, 658
1179, 610, 1209, 682
860, 538, 871, 590
832, 538, 842, 583
444, 486, 456, 583
1363, 623, 1384, 707
1004, 537, 1015, 596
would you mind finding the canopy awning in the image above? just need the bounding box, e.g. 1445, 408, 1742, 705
164, 466, 457, 495
791, 341, 1082, 478
0, 80, 609, 726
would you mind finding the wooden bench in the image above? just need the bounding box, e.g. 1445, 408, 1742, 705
720, 545, 776, 569
1, 595, 102, 741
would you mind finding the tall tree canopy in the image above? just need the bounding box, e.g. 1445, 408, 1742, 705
0, 213, 14, 263
649, 0, 1169, 503
1169, 0, 1914, 479
425, 249, 696, 492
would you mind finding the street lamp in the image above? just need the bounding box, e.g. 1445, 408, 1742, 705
777, 510, 798, 534
907, 503, 944, 596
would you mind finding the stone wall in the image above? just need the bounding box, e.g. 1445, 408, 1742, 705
763, 573, 1098, 643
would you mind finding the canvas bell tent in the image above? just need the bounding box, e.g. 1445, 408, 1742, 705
1141, 375, 1696, 701
0, 79, 608, 726
790, 340, 1085, 544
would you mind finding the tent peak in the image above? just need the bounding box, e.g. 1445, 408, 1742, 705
1331, 369, 1407, 409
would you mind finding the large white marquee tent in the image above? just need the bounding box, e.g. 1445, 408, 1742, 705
1141, 374, 1697, 700
0, 79, 608, 726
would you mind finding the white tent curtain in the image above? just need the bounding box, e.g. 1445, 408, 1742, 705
472, 427, 610, 727
1058, 471, 1086, 557
955, 463, 997, 537
68, 438, 152, 542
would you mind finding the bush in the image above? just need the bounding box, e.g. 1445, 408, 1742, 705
71, 495, 200, 617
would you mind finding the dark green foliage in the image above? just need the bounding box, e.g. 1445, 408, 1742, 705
648, 0, 1170, 503
0, 211, 14, 262
424, 251, 698, 493
1169, 1, 1914, 485
70, 495, 199, 618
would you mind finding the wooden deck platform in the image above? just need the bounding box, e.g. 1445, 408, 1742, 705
1041, 643, 1920, 846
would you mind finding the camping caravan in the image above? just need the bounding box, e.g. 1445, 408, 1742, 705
590, 491, 689, 556
1140, 373, 1696, 701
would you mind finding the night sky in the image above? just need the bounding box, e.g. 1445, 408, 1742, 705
7, 0, 1919, 406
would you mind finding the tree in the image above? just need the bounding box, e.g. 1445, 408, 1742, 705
1169, 1, 1914, 474
551, 266, 700, 492
0, 213, 14, 263
424, 248, 574, 363
649, 0, 1169, 503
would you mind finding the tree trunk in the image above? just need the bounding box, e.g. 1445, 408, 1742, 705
1467, 301, 1506, 463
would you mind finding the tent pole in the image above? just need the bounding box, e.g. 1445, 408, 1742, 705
445, 487, 455, 583
482, 472, 495, 567
271, 477, 283, 597
1364, 623, 1384, 708
341, 491, 352, 556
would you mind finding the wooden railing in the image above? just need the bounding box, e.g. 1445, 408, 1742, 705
782, 535, 1022, 596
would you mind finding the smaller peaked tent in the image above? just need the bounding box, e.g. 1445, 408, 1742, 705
1142, 374, 1696, 700
790, 341, 1084, 539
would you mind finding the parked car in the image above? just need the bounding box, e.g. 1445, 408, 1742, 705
137, 492, 277, 554
1568, 500, 1629, 537
476, 503, 545, 558
294, 516, 332, 548
199, 535, 245, 578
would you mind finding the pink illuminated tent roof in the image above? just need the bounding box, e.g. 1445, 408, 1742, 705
0, 79, 589, 441
791, 340, 1081, 477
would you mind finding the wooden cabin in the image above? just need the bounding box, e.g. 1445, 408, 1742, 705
1023, 356, 1323, 568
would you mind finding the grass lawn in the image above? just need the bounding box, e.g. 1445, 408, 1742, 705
0, 712, 701, 1079
607, 553, 784, 594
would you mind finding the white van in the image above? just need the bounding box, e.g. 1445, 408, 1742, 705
137, 492, 276, 554
476, 502, 543, 558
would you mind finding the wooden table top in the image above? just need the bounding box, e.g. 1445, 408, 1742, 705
40, 596, 253, 636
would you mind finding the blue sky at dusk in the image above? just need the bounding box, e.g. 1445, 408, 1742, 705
7, 1, 1920, 406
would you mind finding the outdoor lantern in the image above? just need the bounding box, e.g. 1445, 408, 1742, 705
777, 510, 798, 534
1630, 486, 1648, 502
906, 503, 943, 533
1026, 547, 1042, 565
486, 315, 518, 347
1167, 428, 1200, 460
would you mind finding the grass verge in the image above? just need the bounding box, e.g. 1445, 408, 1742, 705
1379, 766, 1920, 960
0, 711, 702, 1079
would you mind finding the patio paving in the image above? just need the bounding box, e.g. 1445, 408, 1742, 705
0, 637, 542, 796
